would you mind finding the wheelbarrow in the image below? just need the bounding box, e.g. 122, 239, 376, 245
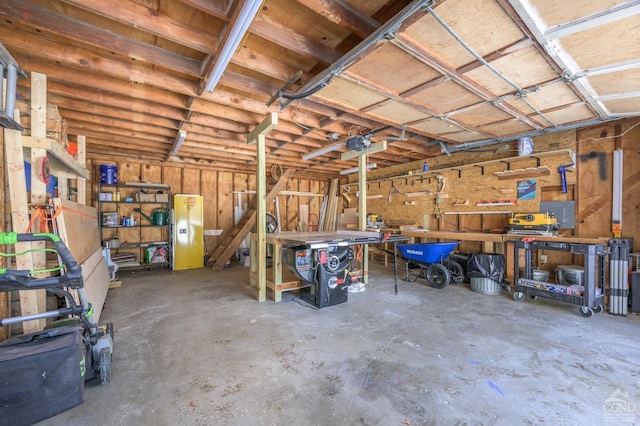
397, 241, 464, 289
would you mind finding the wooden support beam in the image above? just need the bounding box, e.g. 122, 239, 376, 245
249, 113, 278, 302
4, 110, 42, 333
76, 135, 87, 204
341, 140, 387, 160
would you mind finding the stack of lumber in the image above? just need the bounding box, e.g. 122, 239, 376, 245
321, 178, 340, 231
53, 198, 111, 322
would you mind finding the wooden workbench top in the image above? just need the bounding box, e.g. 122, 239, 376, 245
401, 229, 506, 242
401, 229, 610, 245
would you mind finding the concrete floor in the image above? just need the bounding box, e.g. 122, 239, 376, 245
39, 261, 640, 426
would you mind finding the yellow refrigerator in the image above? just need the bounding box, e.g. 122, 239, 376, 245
172, 194, 204, 270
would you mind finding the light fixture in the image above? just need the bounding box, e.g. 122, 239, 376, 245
205, 0, 263, 92
302, 141, 346, 161
340, 163, 377, 175
170, 130, 187, 156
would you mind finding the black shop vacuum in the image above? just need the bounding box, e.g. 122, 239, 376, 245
0, 232, 114, 426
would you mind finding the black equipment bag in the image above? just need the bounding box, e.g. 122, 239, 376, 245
0, 326, 85, 426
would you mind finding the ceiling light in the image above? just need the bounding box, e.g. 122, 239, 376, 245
302, 142, 346, 160
205, 0, 263, 92
340, 163, 377, 175
170, 130, 187, 156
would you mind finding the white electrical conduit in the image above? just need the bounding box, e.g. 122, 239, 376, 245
612, 149, 623, 224
425, 5, 557, 128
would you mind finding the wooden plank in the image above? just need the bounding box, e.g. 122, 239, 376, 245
162, 166, 182, 194
213, 168, 295, 272
76, 135, 87, 204
22, 136, 90, 179
140, 163, 162, 184
5, 111, 43, 333
29, 72, 48, 325
80, 248, 111, 323
495, 166, 551, 180
182, 168, 201, 195
201, 170, 219, 254
0, 123, 7, 341
52, 198, 101, 265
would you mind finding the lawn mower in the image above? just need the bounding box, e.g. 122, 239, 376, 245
0, 232, 114, 425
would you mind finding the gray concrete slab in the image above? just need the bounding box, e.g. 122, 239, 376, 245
39, 262, 640, 425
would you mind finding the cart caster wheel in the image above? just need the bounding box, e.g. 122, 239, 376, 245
504, 286, 512, 293
513, 292, 524, 302
98, 347, 112, 385
580, 306, 594, 317
592, 305, 603, 314
530, 295, 538, 300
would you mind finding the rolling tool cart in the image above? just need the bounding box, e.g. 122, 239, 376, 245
512, 238, 607, 317
0, 232, 114, 426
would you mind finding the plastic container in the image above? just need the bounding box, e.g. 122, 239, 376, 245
556, 265, 584, 286
518, 137, 534, 156
99, 164, 118, 185
470, 277, 502, 295
519, 268, 550, 282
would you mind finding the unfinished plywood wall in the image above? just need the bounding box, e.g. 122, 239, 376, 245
87, 159, 328, 255
576, 120, 640, 251
340, 118, 639, 252
349, 148, 575, 232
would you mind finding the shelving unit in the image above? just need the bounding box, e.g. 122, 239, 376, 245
98, 183, 171, 270
512, 238, 607, 317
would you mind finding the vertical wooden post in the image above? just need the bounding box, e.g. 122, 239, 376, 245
247, 113, 278, 302
357, 155, 369, 283
0, 121, 7, 341
29, 72, 47, 323
5, 111, 42, 333
76, 135, 86, 204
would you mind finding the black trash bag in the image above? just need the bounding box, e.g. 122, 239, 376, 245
466, 253, 506, 283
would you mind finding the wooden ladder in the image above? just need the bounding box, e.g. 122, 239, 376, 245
210, 168, 295, 270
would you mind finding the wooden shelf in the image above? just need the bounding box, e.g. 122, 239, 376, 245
22, 135, 90, 179
495, 165, 551, 180
343, 148, 575, 186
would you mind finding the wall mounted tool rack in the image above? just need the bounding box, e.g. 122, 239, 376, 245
342, 148, 575, 187
512, 239, 607, 317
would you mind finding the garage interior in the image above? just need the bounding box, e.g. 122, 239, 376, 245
0, 0, 639, 424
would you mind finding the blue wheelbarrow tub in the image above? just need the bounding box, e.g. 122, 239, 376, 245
398, 242, 460, 264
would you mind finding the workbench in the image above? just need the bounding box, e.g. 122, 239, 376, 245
249, 231, 408, 302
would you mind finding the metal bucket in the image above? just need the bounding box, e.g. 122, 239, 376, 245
519, 268, 550, 282
556, 265, 584, 285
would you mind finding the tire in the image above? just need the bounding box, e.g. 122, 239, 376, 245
426, 263, 450, 289
98, 347, 112, 385
580, 306, 594, 317
445, 260, 465, 284
593, 305, 603, 314
513, 292, 525, 302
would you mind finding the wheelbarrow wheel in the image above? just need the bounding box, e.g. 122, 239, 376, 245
426, 263, 450, 289
445, 260, 464, 284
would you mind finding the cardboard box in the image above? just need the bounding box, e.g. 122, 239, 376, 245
136, 192, 155, 202
155, 193, 169, 203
